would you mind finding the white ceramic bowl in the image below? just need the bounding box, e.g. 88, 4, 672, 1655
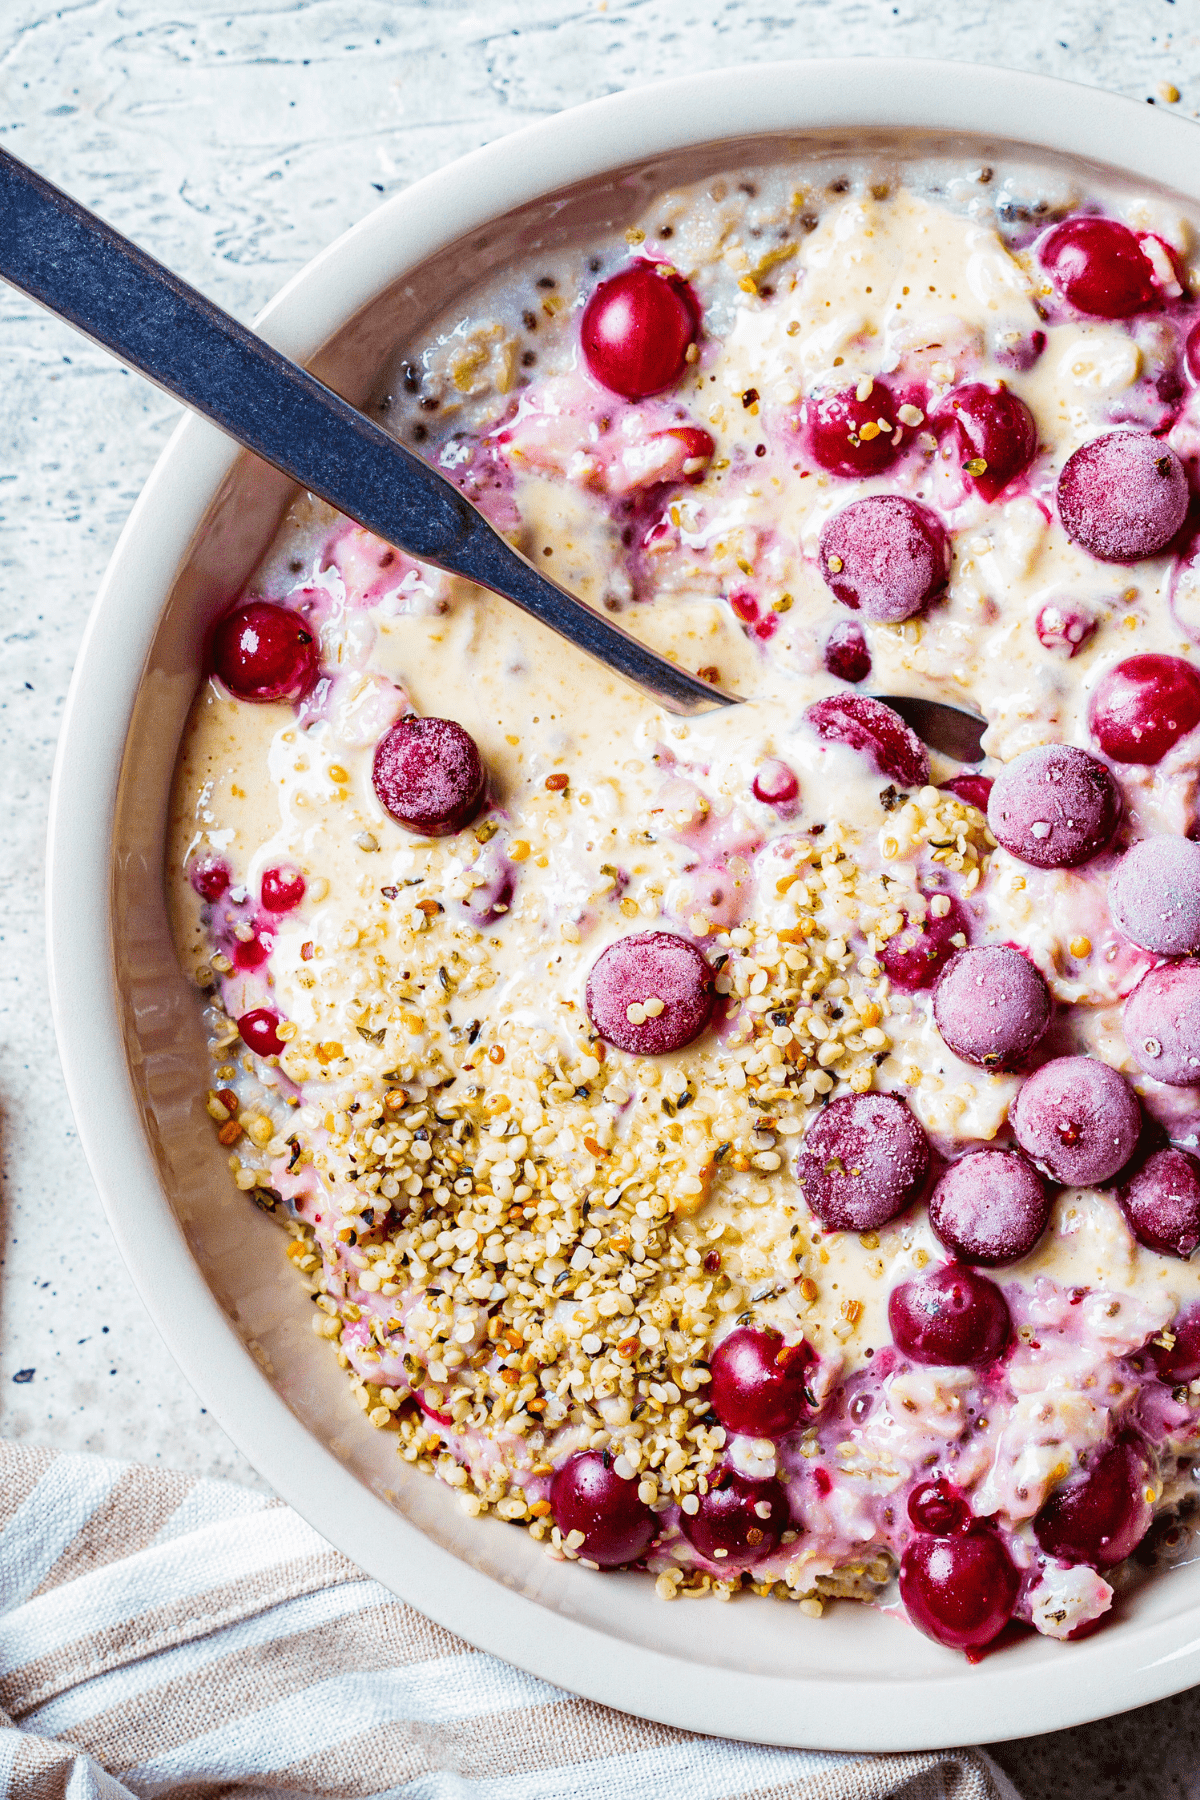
48, 58, 1200, 1750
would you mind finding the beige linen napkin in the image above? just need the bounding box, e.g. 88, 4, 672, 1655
0, 1442, 1020, 1798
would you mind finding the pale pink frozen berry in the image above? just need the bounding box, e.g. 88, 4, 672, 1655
1120, 1147, 1200, 1257
987, 744, 1120, 869
796, 1092, 931, 1231
1057, 433, 1188, 563
1124, 962, 1200, 1086
1010, 1056, 1142, 1186
752, 759, 799, 807
933, 945, 1051, 1070
585, 931, 713, 1055
929, 1150, 1051, 1265
1109, 837, 1200, 955
372, 716, 486, 836
818, 495, 948, 623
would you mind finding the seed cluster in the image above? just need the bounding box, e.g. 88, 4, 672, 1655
204, 780, 993, 1598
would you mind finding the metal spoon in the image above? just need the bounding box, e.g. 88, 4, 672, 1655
0, 146, 991, 758
0, 146, 730, 716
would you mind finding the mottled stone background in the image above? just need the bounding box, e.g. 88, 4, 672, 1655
2, 1, 1199, 1789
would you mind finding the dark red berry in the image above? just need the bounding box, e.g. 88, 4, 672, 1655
238, 1008, 286, 1057
1147, 1302, 1200, 1383
1120, 1147, 1200, 1257
935, 382, 1038, 502
879, 893, 969, 991
549, 1451, 656, 1568
211, 601, 319, 703
1034, 1436, 1153, 1569
1124, 962, 1200, 1086
679, 1466, 789, 1568
372, 716, 486, 835
889, 1264, 1012, 1366
907, 1478, 972, 1536
580, 263, 699, 401
818, 495, 948, 623
987, 744, 1120, 868
805, 694, 929, 788
1109, 837, 1200, 954
796, 1092, 931, 1232
940, 773, 993, 813
823, 619, 871, 684
900, 1529, 1019, 1651
585, 931, 713, 1055
189, 853, 230, 902
752, 759, 799, 807
709, 1327, 815, 1438
1040, 217, 1160, 319
804, 382, 901, 479
1058, 433, 1188, 564
1187, 321, 1200, 385
260, 865, 306, 913
929, 1150, 1051, 1266
933, 945, 1051, 1070
1010, 1056, 1142, 1186
1089, 655, 1200, 765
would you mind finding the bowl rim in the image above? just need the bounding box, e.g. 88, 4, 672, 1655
46, 56, 1200, 1751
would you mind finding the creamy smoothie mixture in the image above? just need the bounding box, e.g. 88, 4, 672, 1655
169, 151, 1200, 1656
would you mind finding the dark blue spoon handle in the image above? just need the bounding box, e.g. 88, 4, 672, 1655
0, 145, 735, 715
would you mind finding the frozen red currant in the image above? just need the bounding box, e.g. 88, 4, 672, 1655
823, 619, 871, 684
549, 1451, 656, 1568
879, 893, 970, 991
1124, 962, 1200, 1085
1040, 217, 1160, 319
900, 1528, 1019, 1652
933, 945, 1051, 1070
372, 715, 486, 836
752, 759, 799, 807
907, 1478, 972, 1537
1187, 321, 1200, 385
818, 495, 948, 623
260, 865, 306, 913
1147, 1302, 1200, 1383
1035, 600, 1097, 657
585, 931, 713, 1055
889, 1264, 1011, 1367
935, 382, 1038, 502
797, 1092, 931, 1232
709, 1327, 815, 1438
1109, 837, 1200, 954
805, 694, 929, 788
1120, 1147, 1200, 1257
679, 1466, 789, 1568
1010, 1056, 1142, 1186
987, 744, 1120, 868
1090, 655, 1200, 765
238, 1008, 286, 1058
1034, 1436, 1153, 1569
211, 601, 319, 703
1058, 434, 1188, 564
804, 382, 901, 479
189, 853, 230, 902
580, 263, 699, 401
940, 773, 993, 813
929, 1150, 1051, 1266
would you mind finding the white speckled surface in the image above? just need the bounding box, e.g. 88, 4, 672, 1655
4, 1, 1200, 1783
